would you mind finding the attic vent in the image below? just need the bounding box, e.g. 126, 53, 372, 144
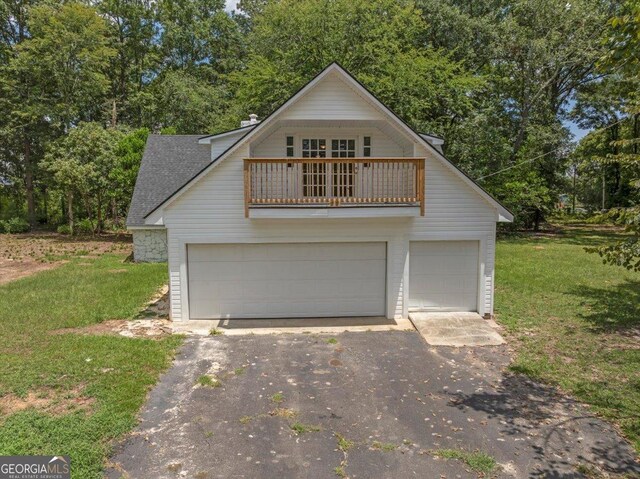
241, 113, 260, 127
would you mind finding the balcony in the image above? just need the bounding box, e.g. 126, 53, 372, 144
244, 158, 425, 218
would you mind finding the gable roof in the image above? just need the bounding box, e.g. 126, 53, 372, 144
141, 62, 513, 223
126, 135, 211, 227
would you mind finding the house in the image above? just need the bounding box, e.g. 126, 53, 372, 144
126, 63, 513, 323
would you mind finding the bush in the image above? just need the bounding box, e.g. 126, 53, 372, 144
102, 218, 125, 232
57, 224, 72, 235
0, 217, 30, 234
75, 219, 94, 235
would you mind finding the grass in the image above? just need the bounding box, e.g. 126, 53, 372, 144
0, 254, 182, 478
495, 224, 640, 452
209, 328, 223, 336
325, 338, 338, 344
432, 448, 497, 474
370, 440, 397, 452
270, 392, 284, 403
239, 415, 253, 424
289, 422, 322, 435
334, 465, 346, 477
196, 375, 221, 388
269, 407, 297, 419
335, 433, 354, 452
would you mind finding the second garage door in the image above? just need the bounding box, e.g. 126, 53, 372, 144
188, 242, 386, 319
409, 241, 479, 312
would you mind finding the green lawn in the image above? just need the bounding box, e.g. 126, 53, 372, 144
0, 254, 182, 478
495, 225, 640, 453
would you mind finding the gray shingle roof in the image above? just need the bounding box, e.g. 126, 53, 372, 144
126, 135, 211, 227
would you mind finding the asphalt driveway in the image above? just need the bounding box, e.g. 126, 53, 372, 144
105, 331, 639, 478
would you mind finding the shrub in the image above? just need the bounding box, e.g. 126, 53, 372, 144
57, 224, 72, 235
102, 218, 125, 232
75, 219, 94, 235
1, 217, 30, 234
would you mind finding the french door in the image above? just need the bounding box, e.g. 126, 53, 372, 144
302, 138, 356, 199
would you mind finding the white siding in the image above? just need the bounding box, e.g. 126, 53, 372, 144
160, 71, 500, 321
164, 144, 497, 321
281, 72, 384, 121
210, 132, 246, 160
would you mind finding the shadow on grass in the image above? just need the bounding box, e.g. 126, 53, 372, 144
498, 224, 628, 248
567, 279, 640, 333
447, 373, 640, 477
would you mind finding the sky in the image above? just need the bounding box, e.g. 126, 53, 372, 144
225, 0, 236, 12
566, 120, 590, 142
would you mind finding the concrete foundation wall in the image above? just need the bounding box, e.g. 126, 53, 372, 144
132, 229, 168, 262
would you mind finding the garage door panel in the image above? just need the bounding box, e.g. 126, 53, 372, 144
188, 242, 386, 319
409, 241, 479, 312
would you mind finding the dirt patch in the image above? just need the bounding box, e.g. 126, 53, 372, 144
0, 232, 132, 285
51, 318, 172, 339
50, 285, 172, 339
0, 385, 95, 417
0, 258, 63, 285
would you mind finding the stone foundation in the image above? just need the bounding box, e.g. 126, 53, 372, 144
132, 229, 168, 262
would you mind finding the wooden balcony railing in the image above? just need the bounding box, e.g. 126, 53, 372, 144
244, 158, 425, 217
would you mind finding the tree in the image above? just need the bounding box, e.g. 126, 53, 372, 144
223, 0, 481, 133
97, 0, 159, 127
109, 127, 149, 223
0, 2, 115, 226
43, 123, 123, 233
581, 0, 640, 269
156, 0, 244, 78
144, 70, 227, 133
417, 0, 612, 230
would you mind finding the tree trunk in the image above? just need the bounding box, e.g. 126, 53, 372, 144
111, 99, 118, 128
111, 198, 118, 226
97, 192, 103, 234
24, 140, 36, 227
572, 166, 576, 214
533, 208, 542, 232
67, 190, 74, 235
43, 187, 48, 223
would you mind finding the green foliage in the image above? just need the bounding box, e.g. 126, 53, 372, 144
586, 207, 640, 271
289, 422, 321, 435
196, 375, 221, 387
43, 122, 124, 232
109, 128, 149, 216
147, 71, 226, 133
491, 170, 553, 229
0, 0, 635, 232
7, 3, 115, 130
57, 224, 72, 235
225, 0, 480, 132
6, 217, 30, 233
75, 218, 95, 236
0, 217, 31, 234
431, 448, 496, 474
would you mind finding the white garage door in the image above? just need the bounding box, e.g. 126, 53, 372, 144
409, 241, 479, 312
187, 242, 386, 319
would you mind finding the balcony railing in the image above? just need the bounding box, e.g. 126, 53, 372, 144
244, 157, 425, 217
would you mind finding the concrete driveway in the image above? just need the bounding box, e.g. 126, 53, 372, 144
105, 332, 639, 479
